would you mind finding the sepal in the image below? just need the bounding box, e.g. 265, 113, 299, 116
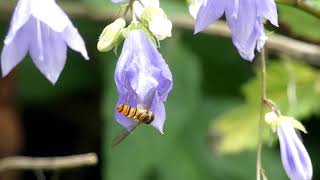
265, 112, 307, 133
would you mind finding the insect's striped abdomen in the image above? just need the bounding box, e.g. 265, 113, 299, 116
116, 104, 154, 124
116, 104, 134, 116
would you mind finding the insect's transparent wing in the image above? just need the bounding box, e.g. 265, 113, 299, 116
112, 122, 141, 147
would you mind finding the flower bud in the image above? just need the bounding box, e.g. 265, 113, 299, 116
187, 0, 206, 19
141, 7, 172, 40
97, 18, 126, 52
277, 120, 313, 180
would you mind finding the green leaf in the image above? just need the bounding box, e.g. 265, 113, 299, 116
278, 4, 320, 41
210, 60, 320, 154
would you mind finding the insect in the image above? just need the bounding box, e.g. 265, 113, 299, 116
112, 75, 156, 147
116, 104, 154, 124
112, 104, 154, 147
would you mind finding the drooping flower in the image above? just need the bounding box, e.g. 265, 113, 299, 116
265, 112, 313, 180
194, 0, 278, 61
1, 0, 89, 84
114, 29, 172, 133
277, 120, 313, 180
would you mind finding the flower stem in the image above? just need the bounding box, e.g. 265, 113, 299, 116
256, 47, 267, 180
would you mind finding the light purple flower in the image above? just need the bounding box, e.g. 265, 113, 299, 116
195, 0, 278, 61
111, 0, 128, 3
1, 0, 89, 84
277, 120, 313, 180
114, 30, 172, 133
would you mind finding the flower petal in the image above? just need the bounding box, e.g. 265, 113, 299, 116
114, 35, 134, 95
115, 30, 172, 101
150, 92, 166, 133
226, 0, 256, 56
30, 0, 71, 32
61, 25, 89, 60
231, 18, 265, 61
257, 0, 278, 27
255, 18, 268, 51
194, 0, 225, 34
29, 18, 67, 84
111, 0, 128, 3
277, 120, 313, 180
115, 90, 139, 131
1, 19, 30, 77
130, 30, 172, 101
4, 0, 32, 44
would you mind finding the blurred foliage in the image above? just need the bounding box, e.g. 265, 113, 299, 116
278, 4, 320, 42
211, 60, 320, 154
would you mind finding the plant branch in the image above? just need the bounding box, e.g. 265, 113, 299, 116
0, 153, 98, 172
276, 0, 320, 18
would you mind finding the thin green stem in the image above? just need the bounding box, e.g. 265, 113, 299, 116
256, 48, 267, 180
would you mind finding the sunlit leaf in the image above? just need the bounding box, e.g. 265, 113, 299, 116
210, 60, 320, 154
278, 4, 320, 41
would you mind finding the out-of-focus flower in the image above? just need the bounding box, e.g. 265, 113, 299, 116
111, 0, 128, 3
114, 29, 172, 133
133, 0, 172, 40
195, 0, 278, 61
97, 18, 126, 52
1, 0, 89, 84
265, 112, 313, 180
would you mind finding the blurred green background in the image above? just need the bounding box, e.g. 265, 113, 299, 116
0, 0, 319, 180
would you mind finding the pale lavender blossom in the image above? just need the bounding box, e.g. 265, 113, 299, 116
114, 30, 172, 133
1, 0, 89, 84
277, 120, 313, 180
111, 0, 128, 3
195, 0, 278, 61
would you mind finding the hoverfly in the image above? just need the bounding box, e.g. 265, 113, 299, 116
112, 77, 156, 147
112, 104, 154, 147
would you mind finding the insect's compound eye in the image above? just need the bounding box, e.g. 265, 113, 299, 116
145, 112, 154, 124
